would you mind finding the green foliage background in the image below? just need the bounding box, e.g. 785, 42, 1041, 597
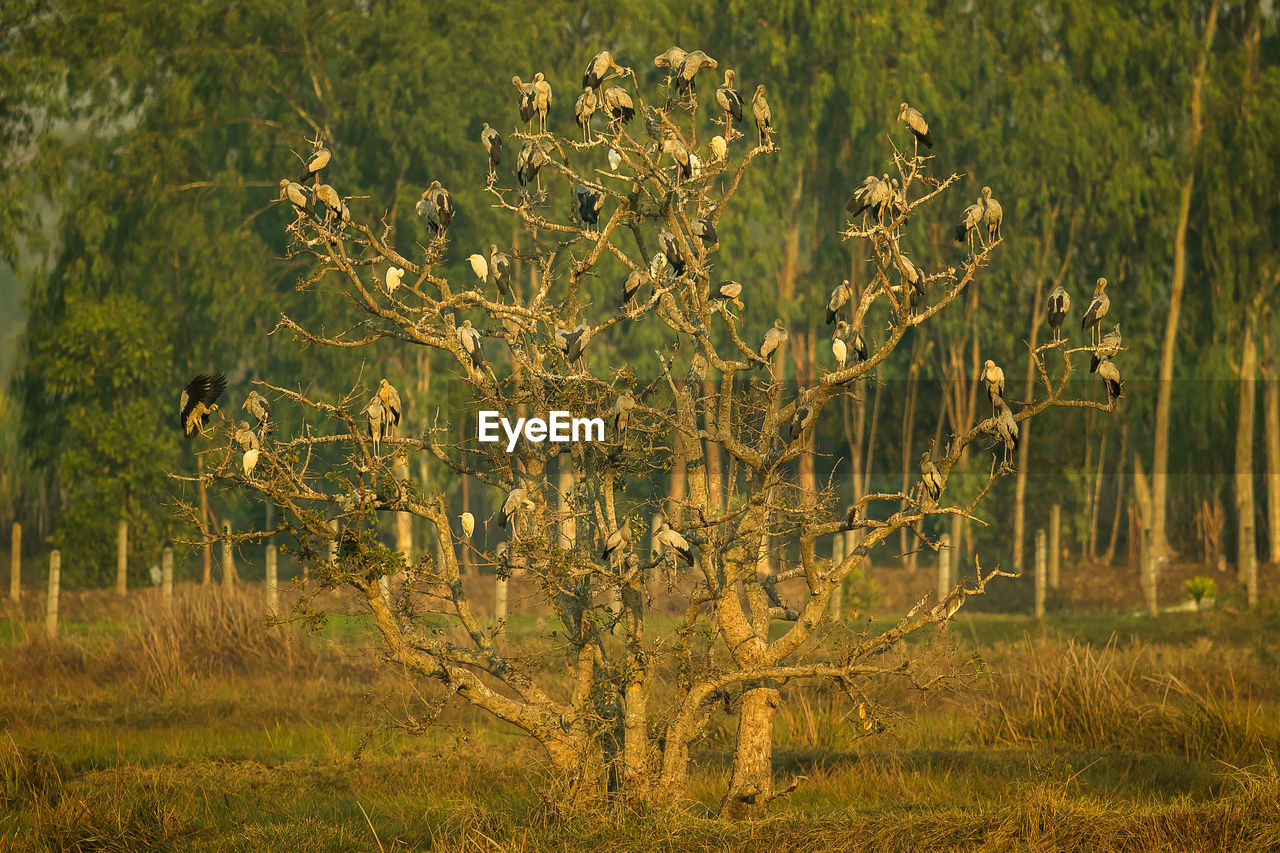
0, 0, 1275, 584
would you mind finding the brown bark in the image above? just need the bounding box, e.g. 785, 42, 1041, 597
1151, 0, 1219, 562
718, 684, 780, 820
1235, 321, 1258, 604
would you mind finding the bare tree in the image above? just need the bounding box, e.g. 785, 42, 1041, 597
176, 54, 1118, 818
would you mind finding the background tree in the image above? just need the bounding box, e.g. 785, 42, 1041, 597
170, 45, 1122, 815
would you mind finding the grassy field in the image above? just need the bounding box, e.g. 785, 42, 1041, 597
2, 586, 1279, 852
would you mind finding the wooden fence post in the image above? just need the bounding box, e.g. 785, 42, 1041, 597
115, 520, 128, 596
266, 543, 279, 617
1049, 504, 1062, 589
46, 550, 60, 640
1035, 529, 1047, 619
221, 522, 234, 591
9, 522, 20, 603
938, 533, 952, 604
161, 545, 174, 608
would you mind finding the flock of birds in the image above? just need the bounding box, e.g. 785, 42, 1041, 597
204, 48, 1127, 566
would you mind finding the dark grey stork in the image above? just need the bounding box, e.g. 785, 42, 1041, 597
847, 174, 892, 220
826, 279, 850, 325
512, 76, 537, 129
180, 373, 227, 439
1047, 284, 1070, 342
574, 88, 598, 142
677, 50, 718, 95
364, 396, 386, 455
279, 179, 315, 216
982, 186, 1003, 241
709, 280, 744, 313
654, 521, 694, 564
601, 523, 633, 561
897, 102, 934, 150
457, 320, 485, 373
1081, 277, 1110, 347
481, 123, 502, 180
490, 245, 512, 300
622, 269, 647, 305
298, 144, 331, 183
556, 321, 592, 364
377, 379, 402, 434
653, 46, 688, 83
1096, 358, 1124, 401
662, 135, 693, 181
576, 183, 606, 228
760, 318, 789, 363
691, 218, 718, 253
234, 421, 259, 452
315, 184, 348, 225
752, 85, 772, 148
583, 50, 623, 90
613, 392, 637, 434
994, 399, 1019, 464
499, 487, 534, 530
1091, 325, 1122, 373
603, 87, 635, 125
516, 140, 549, 190
920, 450, 944, 504
982, 359, 1005, 417
243, 390, 270, 425
416, 181, 454, 238
787, 396, 815, 443
532, 72, 553, 133
658, 230, 686, 277
955, 196, 985, 251
716, 69, 743, 138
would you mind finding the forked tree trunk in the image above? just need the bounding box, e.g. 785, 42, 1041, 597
718, 683, 780, 820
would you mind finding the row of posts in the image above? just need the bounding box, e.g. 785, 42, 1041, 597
7, 521, 279, 640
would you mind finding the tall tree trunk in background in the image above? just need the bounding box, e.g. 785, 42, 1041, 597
1013, 277, 1046, 571
1104, 427, 1130, 566
1151, 0, 1219, 564
1263, 324, 1280, 564
1089, 432, 1108, 561
899, 358, 920, 568
1235, 320, 1258, 604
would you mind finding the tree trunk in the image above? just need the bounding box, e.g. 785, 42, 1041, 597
899, 359, 920, 567
1089, 431, 1107, 561
718, 684, 780, 820
1235, 320, 1258, 604
1104, 427, 1129, 566
1264, 324, 1280, 564
1151, 0, 1219, 564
